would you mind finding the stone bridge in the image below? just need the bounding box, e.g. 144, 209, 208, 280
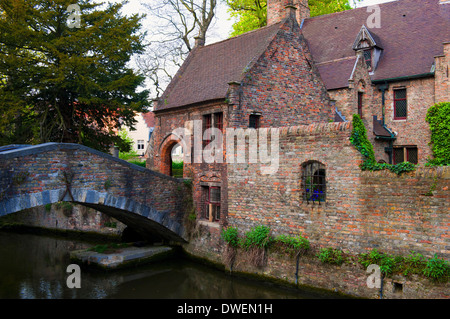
0, 143, 190, 242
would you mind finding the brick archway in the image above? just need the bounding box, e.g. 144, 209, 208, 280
159, 134, 183, 177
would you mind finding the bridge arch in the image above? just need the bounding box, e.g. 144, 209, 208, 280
0, 143, 190, 242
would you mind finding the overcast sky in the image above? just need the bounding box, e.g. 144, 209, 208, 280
111, 0, 397, 44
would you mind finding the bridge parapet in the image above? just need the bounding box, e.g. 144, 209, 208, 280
0, 143, 190, 242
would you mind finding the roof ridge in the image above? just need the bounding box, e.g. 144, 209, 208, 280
315, 56, 357, 66
304, 0, 400, 22
201, 21, 283, 50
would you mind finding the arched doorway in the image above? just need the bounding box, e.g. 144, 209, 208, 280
160, 136, 184, 178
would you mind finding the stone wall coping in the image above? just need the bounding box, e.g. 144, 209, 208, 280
360, 165, 450, 179
275, 121, 353, 137
0, 142, 184, 183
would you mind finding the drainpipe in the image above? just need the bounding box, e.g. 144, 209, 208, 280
378, 82, 388, 126
377, 82, 396, 164
379, 273, 385, 299
295, 253, 300, 285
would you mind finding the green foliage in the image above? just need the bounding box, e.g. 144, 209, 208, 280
117, 129, 134, 154
128, 160, 146, 167
119, 149, 140, 161
401, 251, 426, 276
425, 102, 450, 166
0, 0, 149, 152
104, 179, 112, 190
172, 161, 184, 169
221, 227, 240, 248
240, 225, 272, 250
317, 247, 345, 265
274, 234, 310, 256
350, 115, 376, 164
44, 203, 52, 212
423, 254, 449, 282
358, 249, 449, 281
225, 0, 361, 37
350, 115, 416, 175
358, 249, 397, 275
172, 160, 184, 178
103, 221, 117, 228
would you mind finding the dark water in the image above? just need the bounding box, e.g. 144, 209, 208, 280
0, 231, 343, 299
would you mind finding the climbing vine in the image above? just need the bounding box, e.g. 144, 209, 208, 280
350, 115, 416, 175
425, 102, 450, 166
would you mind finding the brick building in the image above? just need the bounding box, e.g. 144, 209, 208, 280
149, 0, 450, 226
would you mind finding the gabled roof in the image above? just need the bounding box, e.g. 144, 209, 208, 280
352, 25, 383, 50
155, 22, 283, 111
302, 0, 450, 89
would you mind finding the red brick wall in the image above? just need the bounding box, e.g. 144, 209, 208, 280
227, 123, 450, 260
331, 55, 437, 165
150, 102, 229, 225
227, 18, 333, 128
267, 0, 310, 26
434, 42, 450, 104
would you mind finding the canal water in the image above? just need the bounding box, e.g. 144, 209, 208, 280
0, 231, 343, 299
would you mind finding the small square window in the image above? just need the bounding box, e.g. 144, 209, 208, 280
393, 146, 418, 165
137, 140, 145, 150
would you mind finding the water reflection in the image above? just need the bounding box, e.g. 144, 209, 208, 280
0, 231, 342, 299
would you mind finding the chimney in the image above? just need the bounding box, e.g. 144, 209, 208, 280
267, 0, 310, 26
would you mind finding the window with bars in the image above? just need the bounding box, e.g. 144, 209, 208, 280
202, 186, 221, 222
393, 146, 418, 164
302, 161, 326, 204
394, 89, 407, 120
249, 114, 261, 129
363, 50, 373, 71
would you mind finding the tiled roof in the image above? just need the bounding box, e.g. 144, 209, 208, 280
316, 57, 357, 90
155, 0, 449, 109
155, 22, 283, 111
302, 0, 450, 89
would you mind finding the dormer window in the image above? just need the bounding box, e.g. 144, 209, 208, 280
363, 49, 373, 71
353, 25, 383, 73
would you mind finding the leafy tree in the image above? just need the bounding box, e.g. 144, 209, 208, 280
137, 0, 217, 98
0, 0, 150, 152
225, 0, 362, 37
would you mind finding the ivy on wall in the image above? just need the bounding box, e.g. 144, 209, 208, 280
426, 102, 450, 166
350, 114, 416, 175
